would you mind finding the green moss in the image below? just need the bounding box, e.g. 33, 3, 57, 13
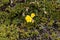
0, 0, 60, 40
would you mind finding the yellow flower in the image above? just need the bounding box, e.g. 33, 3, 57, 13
31, 13, 35, 18
25, 15, 32, 23
25, 13, 35, 23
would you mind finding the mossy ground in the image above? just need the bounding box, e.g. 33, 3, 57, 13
0, 0, 60, 40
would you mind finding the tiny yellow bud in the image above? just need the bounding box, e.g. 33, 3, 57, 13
31, 13, 35, 18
